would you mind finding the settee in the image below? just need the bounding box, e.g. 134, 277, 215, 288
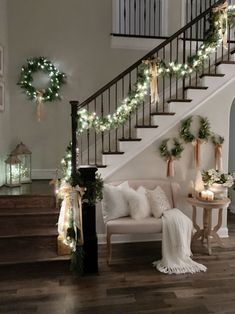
102, 179, 181, 264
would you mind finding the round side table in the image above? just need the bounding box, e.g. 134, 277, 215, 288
187, 197, 231, 255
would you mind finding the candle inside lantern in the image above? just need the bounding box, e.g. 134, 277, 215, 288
201, 190, 214, 201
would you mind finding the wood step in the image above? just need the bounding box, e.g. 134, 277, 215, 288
0, 231, 59, 265
135, 125, 159, 128
184, 86, 208, 90
0, 213, 59, 236
150, 112, 175, 116
167, 99, 192, 103
119, 138, 142, 141
199, 73, 225, 78
0, 195, 56, 209
0, 207, 59, 215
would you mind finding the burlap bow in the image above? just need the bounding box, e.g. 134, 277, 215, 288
166, 156, 175, 177
215, 144, 223, 171
143, 58, 160, 104
192, 138, 202, 169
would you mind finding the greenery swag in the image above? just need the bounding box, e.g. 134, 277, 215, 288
211, 133, 225, 145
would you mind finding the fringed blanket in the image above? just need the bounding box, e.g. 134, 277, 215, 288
153, 208, 207, 274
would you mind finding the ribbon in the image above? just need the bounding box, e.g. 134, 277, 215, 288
215, 144, 223, 171
36, 90, 44, 122
143, 58, 160, 104
192, 138, 202, 169
213, 1, 228, 49
57, 182, 85, 251
166, 156, 175, 177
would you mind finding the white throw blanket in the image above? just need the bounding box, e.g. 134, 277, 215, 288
153, 208, 207, 274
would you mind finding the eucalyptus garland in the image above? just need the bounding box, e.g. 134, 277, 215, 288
179, 116, 211, 143
18, 57, 66, 102
211, 133, 225, 145
159, 138, 184, 160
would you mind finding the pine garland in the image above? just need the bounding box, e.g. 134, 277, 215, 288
211, 133, 225, 145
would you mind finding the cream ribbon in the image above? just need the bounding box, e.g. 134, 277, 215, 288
215, 144, 223, 171
57, 182, 85, 250
166, 156, 175, 177
143, 58, 160, 104
213, 1, 228, 49
192, 138, 202, 169
36, 90, 44, 122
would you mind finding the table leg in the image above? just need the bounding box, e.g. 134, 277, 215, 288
211, 208, 224, 248
192, 205, 202, 243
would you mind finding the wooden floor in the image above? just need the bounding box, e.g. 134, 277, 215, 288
0, 214, 235, 314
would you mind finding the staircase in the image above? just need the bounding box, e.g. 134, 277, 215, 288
0, 181, 68, 265
71, 0, 234, 180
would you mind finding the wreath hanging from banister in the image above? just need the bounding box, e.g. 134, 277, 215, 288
17, 57, 66, 121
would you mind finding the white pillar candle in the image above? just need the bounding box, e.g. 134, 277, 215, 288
201, 190, 214, 201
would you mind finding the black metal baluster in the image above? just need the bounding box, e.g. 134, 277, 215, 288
124, 0, 127, 34
122, 77, 125, 138
101, 94, 104, 152
170, 41, 172, 100
195, 20, 199, 86
144, 0, 146, 36
134, 0, 137, 35
163, 46, 165, 111
158, 0, 161, 36
87, 103, 90, 164
115, 83, 118, 151
176, 37, 179, 99
108, 88, 111, 152
136, 67, 139, 125
228, 22, 231, 61
183, 31, 186, 99
94, 99, 97, 165
153, 0, 156, 36
128, 72, 132, 137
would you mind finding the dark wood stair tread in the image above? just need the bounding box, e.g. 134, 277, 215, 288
0, 254, 70, 266
151, 112, 175, 116
184, 86, 208, 90
102, 151, 125, 155
0, 208, 59, 216
119, 138, 142, 141
135, 125, 159, 128
167, 99, 192, 103
0, 228, 58, 239
199, 73, 225, 78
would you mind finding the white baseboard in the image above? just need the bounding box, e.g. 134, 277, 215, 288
32, 169, 57, 180
215, 227, 228, 238
229, 204, 235, 214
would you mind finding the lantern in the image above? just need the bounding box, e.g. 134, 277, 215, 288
5, 154, 22, 187
11, 142, 32, 183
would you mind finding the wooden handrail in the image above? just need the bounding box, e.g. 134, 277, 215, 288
79, 0, 224, 109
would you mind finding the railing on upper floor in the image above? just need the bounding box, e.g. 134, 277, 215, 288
71, 0, 233, 173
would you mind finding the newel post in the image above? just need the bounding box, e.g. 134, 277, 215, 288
70, 100, 78, 182
79, 165, 98, 274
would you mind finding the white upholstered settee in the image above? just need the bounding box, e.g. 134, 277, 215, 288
102, 179, 181, 264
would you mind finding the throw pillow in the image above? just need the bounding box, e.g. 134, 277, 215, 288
147, 186, 171, 218
102, 181, 130, 222
123, 185, 151, 220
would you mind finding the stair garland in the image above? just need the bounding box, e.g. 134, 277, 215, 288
57, 2, 235, 269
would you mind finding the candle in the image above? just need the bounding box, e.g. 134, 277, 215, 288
201, 190, 214, 201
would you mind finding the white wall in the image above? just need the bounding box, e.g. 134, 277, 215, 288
0, 0, 10, 186
229, 99, 235, 212
7, 0, 145, 178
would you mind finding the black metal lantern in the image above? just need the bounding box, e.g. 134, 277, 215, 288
11, 142, 32, 183
5, 154, 22, 187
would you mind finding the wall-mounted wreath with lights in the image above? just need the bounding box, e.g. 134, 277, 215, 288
17, 57, 66, 121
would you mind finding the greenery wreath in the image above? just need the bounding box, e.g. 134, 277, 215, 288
179, 116, 211, 143
211, 133, 224, 145
159, 138, 184, 160
18, 57, 66, 102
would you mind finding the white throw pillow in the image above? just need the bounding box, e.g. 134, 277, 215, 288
123, 185, 151, 220
147, 186, 171, 218
102, 181, 129, 222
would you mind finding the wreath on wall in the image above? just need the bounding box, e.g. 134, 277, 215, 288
159, 138, 184, 177
179, 115, 211, 168
18, 57, 66, 121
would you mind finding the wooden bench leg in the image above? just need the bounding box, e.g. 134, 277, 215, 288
107, 233, 112, 265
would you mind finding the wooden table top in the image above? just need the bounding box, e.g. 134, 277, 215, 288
187, 197, 231, 208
